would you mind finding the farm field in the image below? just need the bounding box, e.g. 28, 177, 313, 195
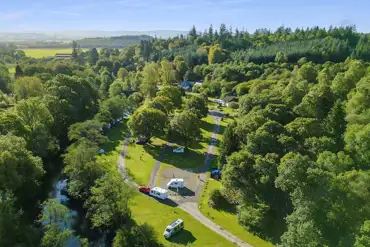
21, 48, 89, 58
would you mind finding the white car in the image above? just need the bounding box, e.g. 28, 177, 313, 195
164, 219, 184, 239
173, 147, 185, 153
98, 149, 105, 154
167, 178, 185, 189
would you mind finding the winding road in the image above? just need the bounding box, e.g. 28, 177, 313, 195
117, 110, 252, 247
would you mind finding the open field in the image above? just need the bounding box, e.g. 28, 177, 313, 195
130, 192, 233, 247
22, 48, 75, 58
199, 179, 275, 247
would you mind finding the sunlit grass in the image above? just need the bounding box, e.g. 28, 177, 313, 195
130, 192, 233, 247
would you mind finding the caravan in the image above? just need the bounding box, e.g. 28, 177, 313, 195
149, 187, 168, 200
163, 219, 184, 239
167, 178, 185, 189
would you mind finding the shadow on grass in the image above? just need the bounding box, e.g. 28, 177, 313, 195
167, 229, 197, 245
151, 197, 178, 207
101, 121, 128, 154
201, 119, 215, 134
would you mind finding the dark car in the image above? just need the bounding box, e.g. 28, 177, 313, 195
138, 186, 150, 194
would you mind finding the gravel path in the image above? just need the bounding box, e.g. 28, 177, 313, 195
148, 142, 173, 187
117, 133, 138, 187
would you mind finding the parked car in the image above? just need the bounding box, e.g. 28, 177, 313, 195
167, 178, 185, 189
163, 219, 184, 239
138, 186, 150, 194
136, 138, 149, 145
149, 187, 168, 200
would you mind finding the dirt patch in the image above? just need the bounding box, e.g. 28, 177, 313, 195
157, 167, 200, 203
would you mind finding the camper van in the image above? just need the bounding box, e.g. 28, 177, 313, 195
163, 219, 184, 239
167, 178, 185, 189
149, 187, 168, 200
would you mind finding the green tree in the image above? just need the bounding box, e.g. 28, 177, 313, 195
147, 96, 174, 115
15, 64, 23, 78
0, 134, 44, 204
86, 172, 132, 231
0, 65, 11, 93
160, 60, 177, 85
127, 107, 167, 141
208, 44, 227, 64
117, 68, 129, 81
68, 120, 107, 146
39, 199, 73, 247
185, 95, 208, 118
355, 221, 370, 247
157, 85, 183, 108
168, 110, 201, 146
64, 141, 104, 199
13, 76, 43, 100
113, 223, 161, 247
140, 62, 160, 99
15, 97, 56, 157
88, 48, 99, 66
275, 52, 288, 63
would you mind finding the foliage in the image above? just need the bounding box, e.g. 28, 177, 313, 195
185, 94, 209, 118
168, 110, 201, 146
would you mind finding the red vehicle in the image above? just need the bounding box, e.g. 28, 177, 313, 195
138, 186, 150, 194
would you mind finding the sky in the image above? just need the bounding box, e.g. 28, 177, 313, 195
1, 0, 369, 33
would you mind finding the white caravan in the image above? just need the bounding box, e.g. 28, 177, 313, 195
167, 178, 185, 189
164, 219, 184, 239
149, 187, 168, 200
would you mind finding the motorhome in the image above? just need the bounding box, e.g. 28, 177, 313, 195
167, 178, 185, 189
149, 187, 168, 200
163, 219, 184, 239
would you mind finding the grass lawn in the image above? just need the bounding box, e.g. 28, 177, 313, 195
22, 48, 77, 58
96, 121, 128, 172
130, 192, 234, 247
199, 179, 275, 247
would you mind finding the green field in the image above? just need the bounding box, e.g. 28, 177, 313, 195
130, 192, 233, 247
199, 179, 274, 247
22, 48, 74, 58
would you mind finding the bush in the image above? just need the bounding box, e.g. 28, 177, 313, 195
208, 188, 225, 208
228, 102, 239, 109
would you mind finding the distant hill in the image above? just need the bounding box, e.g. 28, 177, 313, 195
0, 30, 187, 42
77, 35, 152, 48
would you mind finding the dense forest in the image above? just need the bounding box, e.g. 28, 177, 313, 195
1, 24, 370, 247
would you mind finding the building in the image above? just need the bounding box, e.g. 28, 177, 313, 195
55, 53, 72, 59
179, 81, 194, 91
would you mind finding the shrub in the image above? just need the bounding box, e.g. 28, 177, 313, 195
228, 102, 239, 109
208, 188, 225, 208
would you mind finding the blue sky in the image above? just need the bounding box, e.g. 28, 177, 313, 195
1, 0, 369, 32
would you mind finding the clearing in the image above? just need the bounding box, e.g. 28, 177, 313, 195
22, 48, 74, 58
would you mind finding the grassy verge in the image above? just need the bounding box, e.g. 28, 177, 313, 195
199, 179, 275, 247
130, 192, 233, 247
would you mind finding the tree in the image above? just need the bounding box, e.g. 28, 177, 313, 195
0, 134, 44, 205
185, 95, 208, 118
160, 60, 177, 85
168, 110, 201, 146
355, 221, 370, 247
15, 98, 56, 157
64, 141, 104, 199
127, 107, 167, 141
0, 65, 11, 93
39, 199, 73, 247
219, 121, 239, 167
68, 120, 107, 146
344, 123, 370, 167
157, 85, 183, 108
0, 191, 37, 247
86, 172, 132, 231
208, 45, 227, 64
15, 64, 23, 78
88, 48, 99, 66
13, 76, 43, 100
100, 96, 129, 120
113, 223, 161, 247
72, 41, 78, 59
140, 62, 160, 99
147, 96, 174, 115
117, 68, 128, 81
275, 52, 288, 63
